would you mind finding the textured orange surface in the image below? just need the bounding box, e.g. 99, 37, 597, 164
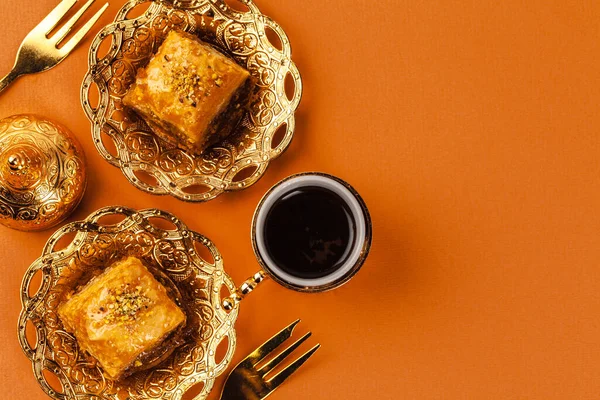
1, 0, 600, 399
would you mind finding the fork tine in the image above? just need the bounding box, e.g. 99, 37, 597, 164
59, 3, 108, 54
53, 0, 96, 45
266, 344, 321, 390
35, 0, 78, 36
245, 319, 300, 365
258, 332, 312, 376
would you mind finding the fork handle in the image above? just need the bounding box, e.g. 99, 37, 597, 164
0, 69, 22, 95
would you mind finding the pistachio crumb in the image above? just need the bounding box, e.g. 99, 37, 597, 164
100, 283, 151, 325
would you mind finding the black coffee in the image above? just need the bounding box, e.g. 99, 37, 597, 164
262, 186, 356, 279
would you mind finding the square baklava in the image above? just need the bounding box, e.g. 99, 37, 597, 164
58, 256, 186, 380
123, 30, 251, 154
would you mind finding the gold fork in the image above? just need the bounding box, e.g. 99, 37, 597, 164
0, 0, 109, 94
219, 320, 321, 400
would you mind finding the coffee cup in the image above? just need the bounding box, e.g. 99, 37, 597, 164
223, 172, 372, 309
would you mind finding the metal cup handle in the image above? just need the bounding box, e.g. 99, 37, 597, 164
222, 270, 268, 310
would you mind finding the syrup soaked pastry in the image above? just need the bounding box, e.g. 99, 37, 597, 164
58, 257, 186, 380
123, 30, 252, 154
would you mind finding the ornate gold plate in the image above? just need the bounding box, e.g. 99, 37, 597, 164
81, 0, 302, 202
18, 206, 239, 400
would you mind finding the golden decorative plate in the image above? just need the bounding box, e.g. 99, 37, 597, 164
18, 206, 239, 400
81, 0, 302, 202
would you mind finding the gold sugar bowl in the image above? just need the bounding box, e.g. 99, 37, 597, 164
0, 114, 87, 231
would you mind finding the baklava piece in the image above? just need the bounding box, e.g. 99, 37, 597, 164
123, 30, 252, 154
58, 257, 186, 380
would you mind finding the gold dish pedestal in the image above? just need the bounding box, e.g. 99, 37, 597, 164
82, 0, 302, 202
18, 207, 239, 400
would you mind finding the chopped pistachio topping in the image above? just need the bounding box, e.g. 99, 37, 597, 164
101, 283, 151, 324
163, 57, 225, 108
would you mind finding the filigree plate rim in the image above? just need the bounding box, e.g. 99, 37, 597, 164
81, 0, 302, 202
17, 206, 239, 400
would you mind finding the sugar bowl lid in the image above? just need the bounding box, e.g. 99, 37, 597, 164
0, 114, 87, 231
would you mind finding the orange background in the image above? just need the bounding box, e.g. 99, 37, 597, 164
1, 0, 600, 398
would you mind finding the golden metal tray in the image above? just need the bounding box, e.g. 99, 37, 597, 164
81, 0, 302, 202
18, 206, 239, 400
